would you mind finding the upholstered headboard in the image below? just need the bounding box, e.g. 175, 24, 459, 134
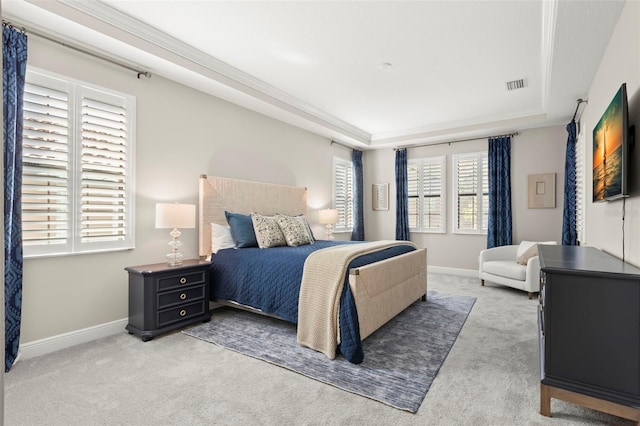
198, 175, 308, 257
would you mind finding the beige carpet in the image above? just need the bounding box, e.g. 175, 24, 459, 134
5, 273, 633, 425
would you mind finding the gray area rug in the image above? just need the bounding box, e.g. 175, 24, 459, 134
184, 290, 475, 413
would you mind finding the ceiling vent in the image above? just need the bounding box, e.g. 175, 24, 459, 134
506, 78, 527, 91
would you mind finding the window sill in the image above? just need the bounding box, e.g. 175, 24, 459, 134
452, 230, 487, 236
24, 246, 135, 260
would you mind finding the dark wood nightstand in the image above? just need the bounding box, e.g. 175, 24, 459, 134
125, 259, 211, 341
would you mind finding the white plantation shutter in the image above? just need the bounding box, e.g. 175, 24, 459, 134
575, 125, 585, 244
454, 152, 488, 233
408, 157, 446, 232
423, 158, 445, 231
456, 156, 478, 230
481, 155, 489, 232
407, 163, 419, 229
22, 80, 70, 250
333, 157, 354, 231
80, 92, 128, 244
22, 69, 135, 257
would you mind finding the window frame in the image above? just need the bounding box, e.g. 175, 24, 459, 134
332, 156, 354, 233
408, 156, 446, 233
22, 67, 136, 258
452, 151, 488, 235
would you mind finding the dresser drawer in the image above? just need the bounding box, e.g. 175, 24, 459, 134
157, 300, 207, 328
156, 270, 206, 292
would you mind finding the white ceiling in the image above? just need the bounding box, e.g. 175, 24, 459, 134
3, 0, 626, 148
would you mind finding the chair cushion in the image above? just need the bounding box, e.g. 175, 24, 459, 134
483, 260, 527, 281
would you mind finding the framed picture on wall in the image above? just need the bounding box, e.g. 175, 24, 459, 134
527, 173, 556, 208
372, 183, 389, 210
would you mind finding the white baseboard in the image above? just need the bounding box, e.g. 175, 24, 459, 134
18, 318, 128, 362
429, 266, 478, 277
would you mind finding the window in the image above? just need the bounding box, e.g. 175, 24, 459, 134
453, 152, 488, 234
22, 68, 135, 257
408, 156, 446, 233
333, 156, 354, 232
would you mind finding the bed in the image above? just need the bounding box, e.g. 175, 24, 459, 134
198, 175, 427, 363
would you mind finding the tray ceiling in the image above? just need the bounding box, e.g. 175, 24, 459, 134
3, 0, 625, 148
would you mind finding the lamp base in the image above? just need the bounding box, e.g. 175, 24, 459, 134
166, 252, 184, 267
166, 228, 184, 266
325, 224, 334, 240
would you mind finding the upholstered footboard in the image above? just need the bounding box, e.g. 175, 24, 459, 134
349, 248, 427, 340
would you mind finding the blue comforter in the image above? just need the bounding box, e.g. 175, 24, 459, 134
209, 240, 416, 363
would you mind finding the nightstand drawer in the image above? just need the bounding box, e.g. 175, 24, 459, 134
157, 300, 207, 328
156, 270, 206, 292
157, 285, 205, 309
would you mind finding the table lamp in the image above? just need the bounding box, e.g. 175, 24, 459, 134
155, 203, 196, 266
318, 208, 339, 240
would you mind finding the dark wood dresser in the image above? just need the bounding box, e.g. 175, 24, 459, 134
125, 259, 211, 341
538, 245, 640, 422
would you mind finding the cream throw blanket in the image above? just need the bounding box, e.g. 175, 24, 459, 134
297, 240, 417, 359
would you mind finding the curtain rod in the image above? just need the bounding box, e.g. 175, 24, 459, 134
572, 98, 588, 122
2, 19, 152, 79
393, 132, 518, 150
331, 140, 352, 150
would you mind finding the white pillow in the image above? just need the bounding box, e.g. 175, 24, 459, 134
516, 244, 538, 265
516, 241, 537, 258
516, 240, 556, 258
211, 223, 235, 254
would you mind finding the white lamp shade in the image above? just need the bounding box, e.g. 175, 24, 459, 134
318, 208, 339, 225
155, 203, 196, 229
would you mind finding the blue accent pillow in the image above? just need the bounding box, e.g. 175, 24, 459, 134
225, 211, 258, 248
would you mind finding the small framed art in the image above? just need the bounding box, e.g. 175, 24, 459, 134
372, 183, 389, 211
527, 173, 556, 208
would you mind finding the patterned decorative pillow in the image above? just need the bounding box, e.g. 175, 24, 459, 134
251, 213, 287, 248
275, 214, 314, 247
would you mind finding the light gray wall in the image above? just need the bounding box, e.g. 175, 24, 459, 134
21, 37, 339, 343
581, 0, 640, 266
364, 125, 566, 271
510, 126, 567, 243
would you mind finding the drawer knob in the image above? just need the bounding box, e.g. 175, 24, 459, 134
180, 293, 187, 300
179, 309, 187, 317
179, 277, 187, 284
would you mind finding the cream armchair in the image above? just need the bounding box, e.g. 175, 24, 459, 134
478, 241, 557, 299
